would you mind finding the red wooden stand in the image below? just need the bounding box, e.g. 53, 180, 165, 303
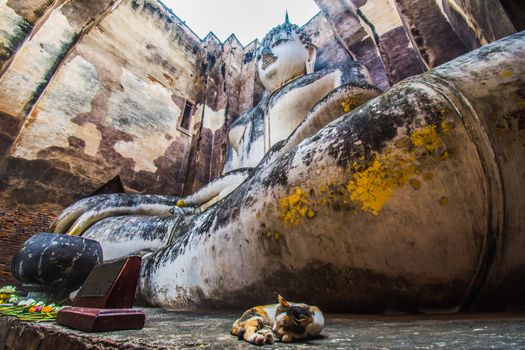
56, 256, 145, 332
56, 307, 145, 332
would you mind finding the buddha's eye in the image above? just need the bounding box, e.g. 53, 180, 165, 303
272, 38, 289, 48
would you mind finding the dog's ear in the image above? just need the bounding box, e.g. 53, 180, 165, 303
278, 295, 290, 307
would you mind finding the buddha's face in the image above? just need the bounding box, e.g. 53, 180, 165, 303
257, 30, 311, 92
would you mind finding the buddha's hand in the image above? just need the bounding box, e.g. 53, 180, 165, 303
50, 193, 184, 236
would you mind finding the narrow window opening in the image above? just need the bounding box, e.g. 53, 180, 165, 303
180, 101, 193, 130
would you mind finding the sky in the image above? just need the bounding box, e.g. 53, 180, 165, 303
161, 0, 320, 46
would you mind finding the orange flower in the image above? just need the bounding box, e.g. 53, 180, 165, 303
42, 306, 53, 313
28, 306, 37, 313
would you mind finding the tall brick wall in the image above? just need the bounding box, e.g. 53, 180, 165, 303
0, 207, 59, 286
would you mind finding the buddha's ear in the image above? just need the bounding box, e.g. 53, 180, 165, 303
306, 44, 317, 74
278, 295, 290, 307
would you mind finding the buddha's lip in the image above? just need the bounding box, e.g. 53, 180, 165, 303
261, 55, 277, 70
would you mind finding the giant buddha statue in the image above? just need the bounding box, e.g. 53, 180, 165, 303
223, 14, 378, 172
52, 16, 380, 243
28, 21, 525, 313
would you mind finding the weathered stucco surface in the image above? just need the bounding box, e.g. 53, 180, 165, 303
0, 1, 30, 68
314, 0, 390, 90
0, 0, 203, 207
0, 0, 58, 69
0, 0, 63, 156
359, 0, 425, 83
395, 0, 468, 68
443, 0, 517, 50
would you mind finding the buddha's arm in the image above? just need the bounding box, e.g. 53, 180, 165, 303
285, 84, 380, 152
258, 83, 380, 168
176, 168, 253, 210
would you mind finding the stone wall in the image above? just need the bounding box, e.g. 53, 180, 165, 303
0, 207, 59, 286
394, 0, 468, 68
0, 0, 202, 208
358, 0, 425, 84
315, 0, 520, 87
442, 0, 517, 51
0, 0, 59, 71
0, 0, 64, 157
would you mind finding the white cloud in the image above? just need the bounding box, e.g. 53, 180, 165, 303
160, 0, 320, 46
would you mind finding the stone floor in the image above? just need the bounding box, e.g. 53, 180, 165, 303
1, 308, 525, 349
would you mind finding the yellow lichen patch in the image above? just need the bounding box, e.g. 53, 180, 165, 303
409, 178, 422, 190
265, 231, 282, 240
341, 98, 360, 113
499, 69, 513, 78
410, 125, 442, 151
279, 187, 314, 227
346, 151, 419, 216
422, 172, 433, 181
394, 138, 410, 149
441, 118, 450, 133
439, 196, 449, 206
347, 122, 449, 215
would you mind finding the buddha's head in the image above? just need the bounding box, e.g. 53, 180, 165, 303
257, 13, 316, 92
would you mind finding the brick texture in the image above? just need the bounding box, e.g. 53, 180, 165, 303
0, 207, 59, 286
